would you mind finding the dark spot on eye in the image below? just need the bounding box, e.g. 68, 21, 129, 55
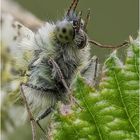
13, 36, 17, 40
62, 28, 66, 34
65, 36, 69, 41
59, 34, 63, 39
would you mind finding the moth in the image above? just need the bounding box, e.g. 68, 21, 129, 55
2, 0, 128, 133
8, 0, 94, 123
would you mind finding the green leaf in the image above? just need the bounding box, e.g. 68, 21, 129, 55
52, 38, 139, 140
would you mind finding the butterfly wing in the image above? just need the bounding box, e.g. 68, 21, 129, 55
1, 13, 40, 74
10, 21, 37, 69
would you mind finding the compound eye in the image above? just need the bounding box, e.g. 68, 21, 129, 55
77, 40, 86, 49
73, 20, 78, 26
76, 30, 87, 49
56, 21, 75, 44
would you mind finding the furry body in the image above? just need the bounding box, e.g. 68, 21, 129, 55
22, 20, 90, 113
1, 0, 91, 120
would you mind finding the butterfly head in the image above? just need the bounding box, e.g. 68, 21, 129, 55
55, 0, 88, 49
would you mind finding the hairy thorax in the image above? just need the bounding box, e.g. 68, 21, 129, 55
27, 22, 90, 103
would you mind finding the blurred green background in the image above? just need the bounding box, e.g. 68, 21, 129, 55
16, 0, 139, 61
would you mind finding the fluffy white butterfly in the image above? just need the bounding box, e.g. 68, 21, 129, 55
2, 0, 99, 126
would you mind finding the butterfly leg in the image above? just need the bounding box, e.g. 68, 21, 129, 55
35, 107, 53, 122
35, 107, 54, 135
20, 82, 36, 140
21, 83, 54, 136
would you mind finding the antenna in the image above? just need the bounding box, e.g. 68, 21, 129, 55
77, 11, 82, 31
67, 0, 79, 16
84, 9, 91, 31
88, 39, 129, 49
73, 0, 79, 12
